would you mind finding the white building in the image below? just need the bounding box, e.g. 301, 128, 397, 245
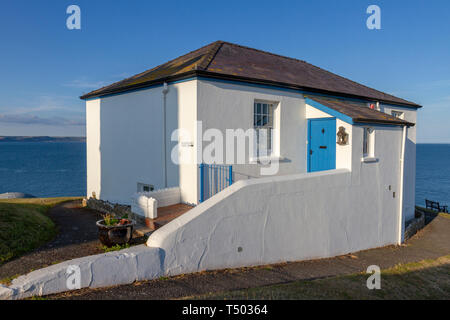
82, 41, 421, 272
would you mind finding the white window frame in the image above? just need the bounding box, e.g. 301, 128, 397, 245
253, 101, 275, 158
137, 183, 154, 193
391, 110, 404, 119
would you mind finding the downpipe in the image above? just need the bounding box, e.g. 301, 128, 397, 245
162, 82, 169, 188
397, 125, 407, 245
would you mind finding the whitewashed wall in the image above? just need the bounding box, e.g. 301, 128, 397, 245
379, 104, 417, 221
177, 81, 198, 205
86, 77, 416, 224
86, 99, 101, 200
85, 80, 197, 205
305, 101, 417, 221
147, 124, 403, 273
197, 79, 308, 182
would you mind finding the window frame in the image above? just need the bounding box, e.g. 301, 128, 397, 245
137, 183, 154, 193
363, 127, 375, 158
253, 101, 275, 158
391, 110, 404, 119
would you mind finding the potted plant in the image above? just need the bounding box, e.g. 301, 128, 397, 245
96, 214, 135, 247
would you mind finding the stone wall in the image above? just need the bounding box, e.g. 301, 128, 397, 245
86, 198, 145, 225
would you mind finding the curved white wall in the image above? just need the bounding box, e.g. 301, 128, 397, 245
147, 164, 401, 275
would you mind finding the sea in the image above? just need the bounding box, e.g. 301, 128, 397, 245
0, 142, 86, 198
0, 142, 448, 206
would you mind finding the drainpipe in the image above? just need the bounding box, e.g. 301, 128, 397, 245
397, 125, 408, 245
162, 82, 169, 188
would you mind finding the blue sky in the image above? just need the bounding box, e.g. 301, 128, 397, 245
0, 0, 449, 142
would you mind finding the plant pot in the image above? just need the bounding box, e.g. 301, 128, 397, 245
96, 220, 135, 247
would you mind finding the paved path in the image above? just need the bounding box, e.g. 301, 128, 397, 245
50, 214, 450, 300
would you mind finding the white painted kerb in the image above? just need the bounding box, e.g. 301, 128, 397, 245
1, 245, 162, 300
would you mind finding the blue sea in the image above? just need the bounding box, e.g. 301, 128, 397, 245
0, 142, 448, 206
416, 144, 450, 207
0, 142, 86, 197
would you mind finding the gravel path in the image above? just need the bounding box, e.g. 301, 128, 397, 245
50, 214, 450, 300
0, 201, 103, 280
0, 200, 145, 281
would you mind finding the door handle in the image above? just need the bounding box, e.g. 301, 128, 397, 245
319, 146, 327, 149
310, 150, 313, 155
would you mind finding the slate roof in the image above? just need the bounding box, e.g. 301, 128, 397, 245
80, 41, 421, 109
306, 96, 415, 126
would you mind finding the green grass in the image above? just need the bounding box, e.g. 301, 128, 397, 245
191, 255, 450, 300
101, 243, 130, 253
0, 273, 20, 285
0, 197, 81, 264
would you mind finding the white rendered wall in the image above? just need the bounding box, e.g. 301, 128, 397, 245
379, 104, 417, 222
85, 81, 196, 205
147, 124, 403, 273
336, 119, 353, 170
306, 101, 416, 221
176, 81, 198, 205
86, 99, 101, 199
197, 79, 308, 183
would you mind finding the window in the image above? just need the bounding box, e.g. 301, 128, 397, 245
137, 183, 154, 193
363, 127, 375, 158
391, 110, 404, 119
254, 102, 274, 157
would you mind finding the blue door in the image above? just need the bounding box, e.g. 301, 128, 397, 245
308, 118, 336, 172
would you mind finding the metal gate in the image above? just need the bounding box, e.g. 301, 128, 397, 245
199, 164, 233, 203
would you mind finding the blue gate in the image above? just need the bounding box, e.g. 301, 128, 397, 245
199, 164, 233, 203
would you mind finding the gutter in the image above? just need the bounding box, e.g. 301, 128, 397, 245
354, 119, 415, 127
397, 125, 408, 244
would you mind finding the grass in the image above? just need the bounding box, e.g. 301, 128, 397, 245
101, 243, 130, 253
0, 197, 81, 264
191, 255, 450, 300
0, 274, 20, 286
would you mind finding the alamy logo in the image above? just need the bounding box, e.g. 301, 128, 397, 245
66, 265, 81, 290
366, 5, 381, 30
170, 121, 280, 176
366, 265, 381, 289
66, 5, 81, 30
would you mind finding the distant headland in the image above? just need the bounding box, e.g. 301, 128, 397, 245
0, 136, 86, 143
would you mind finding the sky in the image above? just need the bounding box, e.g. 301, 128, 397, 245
0, 0, 449, 142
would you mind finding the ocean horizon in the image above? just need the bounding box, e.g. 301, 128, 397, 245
0, 141, 448, 208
